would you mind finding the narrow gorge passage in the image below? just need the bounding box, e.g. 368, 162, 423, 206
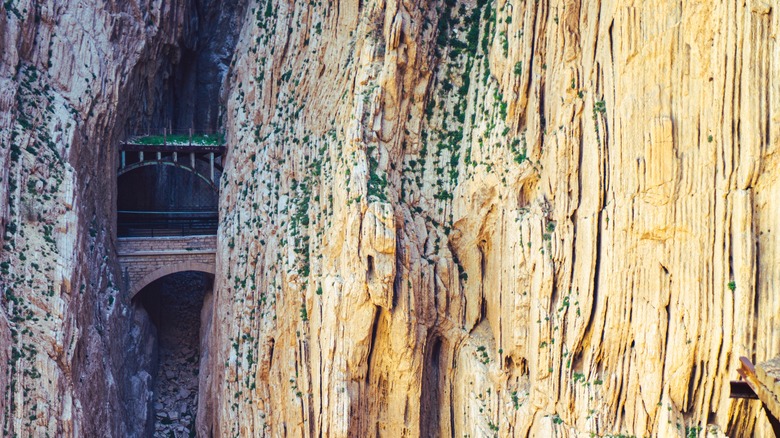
138, 272, 211, 437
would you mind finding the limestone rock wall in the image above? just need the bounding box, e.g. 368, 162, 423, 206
0, 0, 196, 435
212, 0, 780, 437
2, 0, 778, 436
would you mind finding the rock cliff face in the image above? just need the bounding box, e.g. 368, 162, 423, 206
211, 0, 780, 437
2, 0, 780, 437
0, 0, 239, 435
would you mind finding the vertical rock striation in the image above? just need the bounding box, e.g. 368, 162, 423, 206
2, 0, 779, 436
211, 0, 780, 437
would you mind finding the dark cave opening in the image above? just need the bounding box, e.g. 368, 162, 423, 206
134, 271, 212, 437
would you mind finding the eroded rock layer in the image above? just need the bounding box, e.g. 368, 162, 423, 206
210, 0, 780, 437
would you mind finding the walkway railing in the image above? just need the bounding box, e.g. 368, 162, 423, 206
118, 210, 218, 237
118, 130, 226, 186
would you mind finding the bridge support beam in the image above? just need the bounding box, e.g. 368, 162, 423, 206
210, 153, 215, 182
118, 139, 225, 191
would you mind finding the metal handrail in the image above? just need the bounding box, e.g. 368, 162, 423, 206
129, 128, 224, 135
117, 211, 218, 237
118, 209, 218, 215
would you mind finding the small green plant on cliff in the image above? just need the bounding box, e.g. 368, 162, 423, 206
4, 1, 23, 19
475, 345, 490, 364
513, 61, 522, 76
299, 304, 308, 322
728, 281, 736, 292
594, 99, 607, 114
510, 391, 520, 409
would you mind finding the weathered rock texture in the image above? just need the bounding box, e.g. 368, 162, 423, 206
209, 0, 780, 437
2, 0, 780, 437
0, 0, 239, 436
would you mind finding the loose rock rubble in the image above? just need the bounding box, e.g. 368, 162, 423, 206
148, 273, 208, 437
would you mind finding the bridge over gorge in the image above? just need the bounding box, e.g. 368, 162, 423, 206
117, 235, 217, 298
116, 130, 225, 295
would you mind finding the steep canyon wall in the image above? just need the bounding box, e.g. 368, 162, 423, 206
1, 0, 779, 437
212, 0, 780, 437
0, 0, 240, 435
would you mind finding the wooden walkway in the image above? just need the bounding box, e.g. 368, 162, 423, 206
731, 356, 780, 435
118, 131, 226, 187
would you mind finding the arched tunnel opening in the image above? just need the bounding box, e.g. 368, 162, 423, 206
134, 271, 214, 436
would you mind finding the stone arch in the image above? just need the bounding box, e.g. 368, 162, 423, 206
129, 261, 216, 299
